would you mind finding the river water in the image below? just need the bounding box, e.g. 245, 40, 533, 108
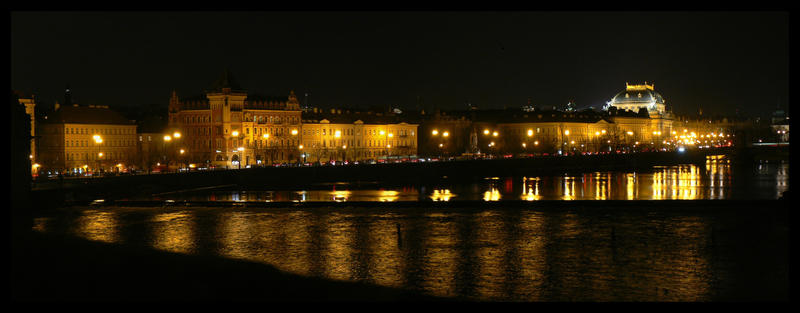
31, 158, 789, 301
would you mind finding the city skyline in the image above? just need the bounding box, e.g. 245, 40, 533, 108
12, 11, 789, 117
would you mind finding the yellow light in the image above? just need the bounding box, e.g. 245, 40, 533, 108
116, 163, 123, 167
683, 129, 688, 133
173, 132, 181, 138
342, 145, 347, 149
32, 163, 40, 168
388, 133, 394, 138
379, 130, 385, 136
601, 129, 606, 134
231, 131, 239, 137
83, 165, 88, 169
291, 129, 298, 135
483, 129, 490, 135
534, 141, 539, 145
439, 143, 443, 147
564, 130, 570, 135
263, 133, 269, 139
432, 130, 439, 135
164, 135, 171, 141
189, 164, 196, 168
522, 143, 527, 147
527, 129, 534, 137
299, 144, 303, 149
627, 131, 633, 135
98, 152, 103, 157
442, 131, 449, 137
492, 131, 498, 137
93, 134, 103, 143
570, 140, 575, 144
238, 147, 244, 151
386, 144, 391, 148
180, 149, 185, 154
334, 130, 341, 138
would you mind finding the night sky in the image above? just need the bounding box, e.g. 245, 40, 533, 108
11, 11, 789, 117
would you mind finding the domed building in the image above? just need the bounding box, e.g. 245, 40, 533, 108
606, 82, 668, 118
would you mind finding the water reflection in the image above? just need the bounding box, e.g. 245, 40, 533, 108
148, 160, 783, 202
74, 210, 119, 243
150, 211, 196, 254
33, 202, 787, 301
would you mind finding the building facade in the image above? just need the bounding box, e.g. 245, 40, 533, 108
168, 71, 303, 168
300, 109, 418, 163
38, 104, 138, 174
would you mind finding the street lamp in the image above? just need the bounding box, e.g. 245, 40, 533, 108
93, 135, 103, 175
237, 146, 244, 169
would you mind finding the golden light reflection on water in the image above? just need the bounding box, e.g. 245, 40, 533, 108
483, 187, 501, 201
217, 211, 257, 260
378, 190, 399, 202
74, 210, 119, 243
150, 211, 196, 254
365, 214, 405, 288
430, 189, 454, 201
331, 190, 351, 202
474, 210, 507, 300
280, 211, 315, 276
522, 177, 541, 201
322, 213, 357, 281
420, 213, 459, 297
35, 200, 775, 301
562, 176, 578, 200
513, 211, 548, 300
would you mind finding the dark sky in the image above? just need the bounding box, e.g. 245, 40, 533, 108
11, 11, 789, 117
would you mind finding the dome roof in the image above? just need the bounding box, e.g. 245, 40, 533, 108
610, 89, 665, 106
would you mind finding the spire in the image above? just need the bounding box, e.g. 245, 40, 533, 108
208, 68, 243, 93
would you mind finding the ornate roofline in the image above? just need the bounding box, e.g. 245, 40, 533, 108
625, 82, 655, 91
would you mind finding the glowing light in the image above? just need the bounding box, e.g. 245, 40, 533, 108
334, 130, 341, 138
263, 133, 270, 139
492, 131, 498, 137
527, 129, 534, 137
379, 130, 385, 136
231, 131, 239, 137
442, 131, 449, 137
388, 133, 394, 138
179, 149, 185, 154
237, 147, 244, 151
564, 130, 570, 135
164, 135, 171, 141
173, 132, 181, 138
432, 130, 439, 135
299, 144, 303, 149
291, 129, 298, 135
483, 129, 490, 135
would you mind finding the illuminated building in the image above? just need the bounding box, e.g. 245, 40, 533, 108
168, 70, 302, 167
14, 91, 36, 166
606, 82, 668, 117
300, 109, 418, 162
38, 103, 137, 174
